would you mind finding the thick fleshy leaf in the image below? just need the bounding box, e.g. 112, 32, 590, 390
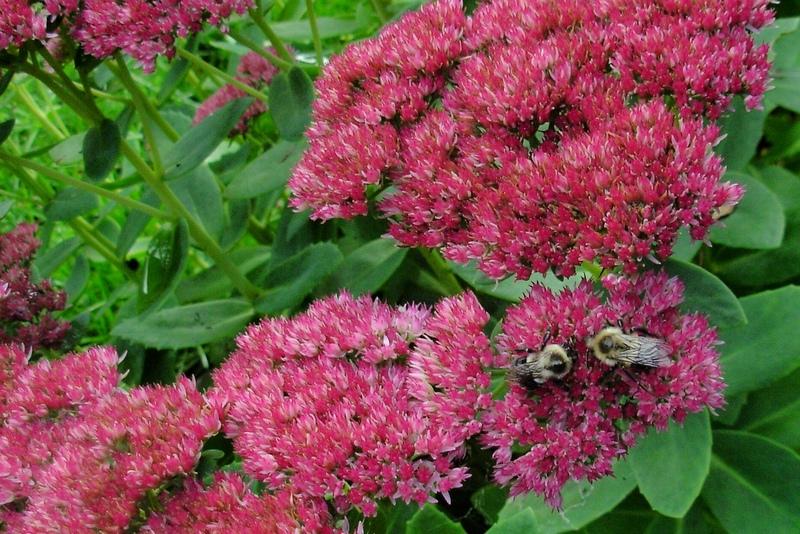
664, 259, 746, 328
45, 187, 98, 221
65, 255, 90, 302
451, 261, 588, 302
406, 505, 466, 534
225, 139, 307, 199
139, 221, 189, 312
498, 460, 637, 533
471, 485, 509, 526
163, 97, 251, 179
629, 411, 712, 518
83, 119, 121, 181
715, 98, 767, 171
255, 243, 343, 315
169, 166, 225, 240
269, 66, 314, 141
0, 199, 12, 220
702, 431, 800, 534
176, 246, 270, 303
708, 173, 785, 249
272, 18, 364, 41
0, 118, 14, 146
112, 299, 255, 349
33, 237, 81, 278
644, 505, 711, 534
487, 510, 539, 534
737, 367, 800, 449
329, 238, 407, 296
718, 286, 800, 396
363, 501, 418, 534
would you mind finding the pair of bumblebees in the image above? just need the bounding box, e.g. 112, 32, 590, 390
509, 327, 672, 390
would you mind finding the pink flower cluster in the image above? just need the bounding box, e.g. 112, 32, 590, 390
1, 0, 254, 71
212, 291, 495, 517
144, 472, 333, 534
193, 49, 281, 136
0, 223, 70, 350
481, 272, 725, 507
290, 0, 772, 279
0, 344, 222, 532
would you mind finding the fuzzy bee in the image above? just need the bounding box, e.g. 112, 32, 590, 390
588, 327, 672, 368
509, 344, 573, 391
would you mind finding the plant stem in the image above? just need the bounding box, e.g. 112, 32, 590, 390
369, 0, 390, 24
227, 28, 293, 71
12, 83, 66, 138
175, 47, 271, 104
0, 151, 173, 220
109, 56, 179, 142
419, 248, 463, 296
305, 0, 324, 67
7, 161, 136, 280
119, 143, 264, 301
247, 8, 294, 62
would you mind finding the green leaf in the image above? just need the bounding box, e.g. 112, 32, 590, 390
708, 173, 785, 249
756, 166, 800, 216
663, 259, 746, 328
269, 66, 314, 141
0, 199, 12, 220
271, 17, 363, 41
713, 393, 748, 427
364, 501, 419, 534
330, 238, 408, 296
45, 187, 98, 221
644, 505, 711, 534
702, 430, 800, 534
737, 367, 800, 449
82, 119, 121, 181
717, 219, 800, 287
472, 485, 509, 526
715, 97, 767, 171
65, 255, 90, 303
169, 166, 225, 240
451, 261, 589, 302
406, 504, 466, 534
112, 299, 254, 349
498, 460, 637, 533
33, 237, 81, 278
176, 247, 270, 303
0, 70, 13, 96
49, 132, 85, 165
225, 139, 306, 199
255, 243, 343, 315
670, 227, 702, 262
0, 118, 14, 146
163, 98, 251, 179
139, 221, 189, 312
629, 411, 711, 518
718, 286, 800, 396
487, 510, 539, 534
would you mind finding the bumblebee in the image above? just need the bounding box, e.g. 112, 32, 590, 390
589, 327, 672, 368
509, 344, 573, 391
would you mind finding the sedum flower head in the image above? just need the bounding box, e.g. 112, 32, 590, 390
0, 224, 70, 350
290, 0, 772, 279
193, 49, 282, 135
15, 377, 221, 533
143, 472, 334, 534
212, 291, 494, 517
481, 271, 724, 508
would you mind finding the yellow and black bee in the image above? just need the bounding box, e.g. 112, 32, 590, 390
589, 327, 672, 368
509, 344, 573, 391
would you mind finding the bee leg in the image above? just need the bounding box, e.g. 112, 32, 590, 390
618, 367, 654, 394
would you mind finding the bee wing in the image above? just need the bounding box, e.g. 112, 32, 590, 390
615, 334, 672, 367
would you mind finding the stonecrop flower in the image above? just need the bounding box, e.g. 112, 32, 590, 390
0, 344, 121, 526
143, 473, 334, 534
0, 223, 70, 350
193, 49, 281, 136
481, 272, 724, 508
290, 0, 772, 279
1, 1, 255, 71
10, 376, 221, 533
212, 291, 494, 517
